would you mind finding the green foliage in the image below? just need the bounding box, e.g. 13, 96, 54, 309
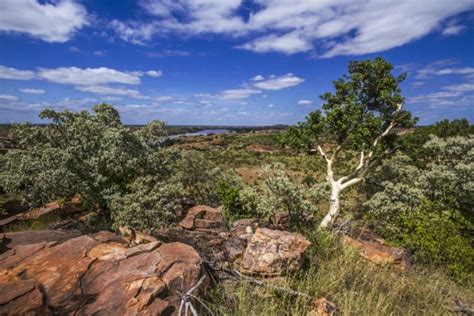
217, 164, 327, 225
365, 135, 474, 282
397, 200, 474, 282
171, 150, 224, 206
400, 119, 473, 165
280, 57, 416, 152
216, 180, 245, 222
108, 176, 183, 230
0, 104, 164, 210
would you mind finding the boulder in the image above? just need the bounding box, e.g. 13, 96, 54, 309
241, 228, 311, 276
231, 218, 259, 241
343, 236, 411, 269
0, 230, 203, 315
179, 205, 225, 230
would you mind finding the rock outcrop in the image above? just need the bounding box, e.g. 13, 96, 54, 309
343, 235, 411, 269
0, 198, 82, 228
179, 205, 225, 230
0, 231, 203, 315
241, 228, 311, 276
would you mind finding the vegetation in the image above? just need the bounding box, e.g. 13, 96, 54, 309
0, 58, 472, 314
280, 57, 416, 228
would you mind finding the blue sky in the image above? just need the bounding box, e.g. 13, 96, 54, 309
0, 0, 473, 126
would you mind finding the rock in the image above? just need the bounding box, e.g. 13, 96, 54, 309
0, 230, 203, 315
272, 211, 290, 228
179, 205, 225, 230
241, 228, 311, 276
231, 218, 259, 241
343, 236, 411, 269
118, 226, 158, 245
308, 297, 337, 316
0, 229, 82, 254
0, 199, 82, 228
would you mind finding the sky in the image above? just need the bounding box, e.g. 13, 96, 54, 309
0, 0, 473, 126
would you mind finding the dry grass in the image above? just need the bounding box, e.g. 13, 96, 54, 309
208, 231, 473, 315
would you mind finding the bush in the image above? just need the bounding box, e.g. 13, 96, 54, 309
396, 200, 474, 282
0, 104, 166, 210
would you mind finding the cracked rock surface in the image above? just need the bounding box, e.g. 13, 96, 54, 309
0, 231, 202, 315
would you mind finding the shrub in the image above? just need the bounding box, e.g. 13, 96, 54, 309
0, 104, 165, 210
396, 200, 474, 282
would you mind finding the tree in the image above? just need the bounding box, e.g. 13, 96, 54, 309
281, 57, 416, 228
0, 104, 167, 210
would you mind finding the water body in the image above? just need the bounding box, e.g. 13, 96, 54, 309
170, 129, 232, 139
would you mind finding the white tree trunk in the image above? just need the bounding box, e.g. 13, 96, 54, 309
319, 182, 341, 229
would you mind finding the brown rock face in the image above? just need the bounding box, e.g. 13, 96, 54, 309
179, 205, 225, 230
0, 231, 203, 315
241, 228, 311, 276
343, 236, 411, 269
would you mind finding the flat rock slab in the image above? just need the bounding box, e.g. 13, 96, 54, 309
0, 231, 203, 315
343, 236, 411, 269
241, 228, 311, 276
179, 205, 225, 230
1, 229, 82, 253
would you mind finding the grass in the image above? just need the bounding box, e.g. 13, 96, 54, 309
208, 231, 473, 315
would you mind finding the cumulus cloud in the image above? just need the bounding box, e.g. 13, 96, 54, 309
253, 73, 304, 90
251, 75, 264, 81
0, 65, 36, 80
238, 32, 312, 54
146, 70, 163, 77
218, 89, 261, 100
0, 0, 88, 43
297, 99, 312, 106
109, 0, 474, 57
19, 88, 45, 95
37, 67, 141, 86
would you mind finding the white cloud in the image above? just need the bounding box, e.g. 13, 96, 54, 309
0, 65, 36, 80
37, 67, 141, 86
238, 32, 312, 54
75, 86, 145, 99
19, 88, 45, 95
218, 88, 261, 100
408, 91, 462, 103
110, 0, 474, 57
0, 95, 18, 102
102, 96, 123, 102
0, 0, 88, 43
442, 24, 466, 36
268, 104, 274, 108
444, 83, 474, 92
251, 75, 264, 81
146, 70, 163, 77
435, 67, 474, 75
297, 99, 312, 106
253, 73, 304, 90
146, 50, 191, 58
109, 20, 157, 45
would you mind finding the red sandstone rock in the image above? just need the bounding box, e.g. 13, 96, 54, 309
179, 205, 225, 230
0, 230, 203, 315
342, 235, 411, 269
